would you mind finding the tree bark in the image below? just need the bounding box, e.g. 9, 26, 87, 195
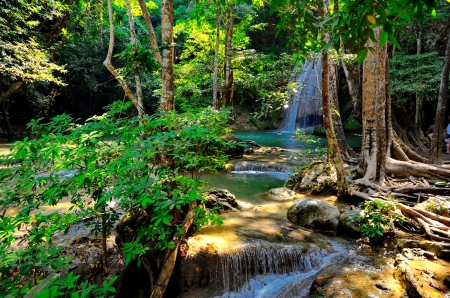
137, 0, 162, 65
321, 0, 348, 196
103, 0, 140, 112
428, 30, 450, 164
160, 0, 175, 112
213, 5, 222, 110
125, 0, 145, 124
222, 1, 234, 108
329, 60, 355, 159
357, 28, 389, 184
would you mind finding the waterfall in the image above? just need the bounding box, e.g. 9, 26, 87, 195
279, 59, 322, 132
218, 244, 327, 293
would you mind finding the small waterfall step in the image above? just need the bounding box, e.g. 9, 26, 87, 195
231, 161, 293, 173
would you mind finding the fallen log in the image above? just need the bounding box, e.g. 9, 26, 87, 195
151, 200, 200, 298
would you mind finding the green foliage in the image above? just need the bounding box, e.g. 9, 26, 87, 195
390, 51, 444, 106
0, 102, 233, 296
311, 126, 326, 136
343, 117, 362, 131
352, 200, 403, 239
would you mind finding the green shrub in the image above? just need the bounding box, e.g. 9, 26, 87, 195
343, 117, 362, 131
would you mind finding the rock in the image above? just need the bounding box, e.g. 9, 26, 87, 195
397, 239, 450, 260
338, 206, 362, 237
416, 196, 450, 217
285, 159, 337, 195
262, 187, 296, 202
287, 199, 340, 231
204, 189, 241, 213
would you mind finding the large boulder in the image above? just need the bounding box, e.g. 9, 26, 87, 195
287, 199, 340, 231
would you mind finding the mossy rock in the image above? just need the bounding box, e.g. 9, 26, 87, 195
311, 126, 326, 137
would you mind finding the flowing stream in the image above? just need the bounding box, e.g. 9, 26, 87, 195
176, 131, 406, 298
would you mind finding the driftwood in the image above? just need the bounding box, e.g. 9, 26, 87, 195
151, 200, 200, 298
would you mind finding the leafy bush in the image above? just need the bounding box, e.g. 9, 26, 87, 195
0, 102, 235, 296
352, 199, 403, 239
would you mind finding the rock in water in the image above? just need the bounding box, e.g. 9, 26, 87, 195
204, 189, 241, 213
287, 198, 339, 231
262, 187, 296, 202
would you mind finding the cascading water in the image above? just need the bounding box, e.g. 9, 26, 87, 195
279, 59, 323, 132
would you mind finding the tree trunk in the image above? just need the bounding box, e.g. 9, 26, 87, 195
321, 0, 348, 196
428, 30, 450, 164
103, 0, 140, 112
357, 27, 389, 184
160, 0, 175, 112
150, 201, 200, 298
222, 1, 234, 108
213, 5, 222, 110
137, 0, 162, 65
329, 60, 355, 160
125, 0, 145, 124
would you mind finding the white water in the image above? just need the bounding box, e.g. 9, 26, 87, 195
215, 240, 350, 298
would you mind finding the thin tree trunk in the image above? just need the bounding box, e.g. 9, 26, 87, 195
222, 1, 234, 107
151, 201, 200, 298
103, 0, 140, 112
415, 34, 423, 128
321, 0, 348, 196
160, 0, 175, 112
329, 60, 355, 159
428, 31, 450, 164
125, 0, 145, 124
213, 5, 221, 110
137, 0, 162, 65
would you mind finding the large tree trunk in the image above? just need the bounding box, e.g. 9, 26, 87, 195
428, 30, 450, 164
160, 0, 175, 112
137, 0, 162, 65
357, 28, 389, 184
221, 1, 234, 108
125, 0, 145, 124
212, 5, 222, 110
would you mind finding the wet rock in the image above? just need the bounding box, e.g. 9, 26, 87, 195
262, 187, 296, 202
338, 206, 362, 237
204, 189, 241, 213
397, 239, 450, 260
287, 198, 339, 231
285, 159, 337, 195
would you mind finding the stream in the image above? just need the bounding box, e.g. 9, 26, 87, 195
172, 131, 406, 298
